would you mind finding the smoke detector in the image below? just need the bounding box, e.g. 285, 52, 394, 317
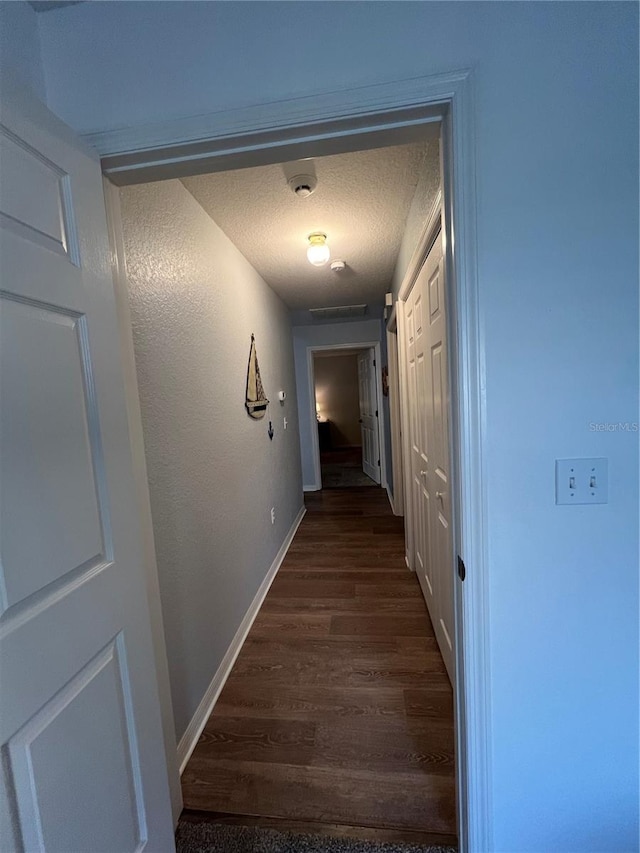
288, 174, 318, 198
330, 260, 346, 273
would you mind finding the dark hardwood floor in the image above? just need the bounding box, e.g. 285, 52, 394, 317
181, 487, 457, 846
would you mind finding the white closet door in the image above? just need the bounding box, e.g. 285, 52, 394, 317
405, 283, 435, 616
401, 224, 455, 683
424, 230, 455, 681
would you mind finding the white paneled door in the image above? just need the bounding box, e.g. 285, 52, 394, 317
424, 230, 455, 680
357, 350, 380, 484
0, 81, 175, 851
402, 224, 455, 682
404, 277, 435, 618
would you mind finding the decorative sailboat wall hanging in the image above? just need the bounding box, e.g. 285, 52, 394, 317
245, 334, 269, 420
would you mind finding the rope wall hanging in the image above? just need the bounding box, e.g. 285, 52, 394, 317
245, 334, 274, 439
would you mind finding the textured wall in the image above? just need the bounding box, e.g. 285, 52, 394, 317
314, 354, 361, 447
119, 180, 303, 741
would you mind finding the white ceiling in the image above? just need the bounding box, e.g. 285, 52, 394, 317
182, 140, 437, 312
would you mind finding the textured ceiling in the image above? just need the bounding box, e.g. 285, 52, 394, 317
182, 141, 436, 311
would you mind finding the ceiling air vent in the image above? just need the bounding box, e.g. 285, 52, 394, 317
309, 304, 368, 321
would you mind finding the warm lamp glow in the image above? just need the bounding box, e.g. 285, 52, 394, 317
307, 232, 330, 267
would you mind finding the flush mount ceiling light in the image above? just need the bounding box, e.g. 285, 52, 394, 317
307, 232, 330, 267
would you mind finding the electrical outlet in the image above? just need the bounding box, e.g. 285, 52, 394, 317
555, 458, 608, 505
270, 506, 276, 524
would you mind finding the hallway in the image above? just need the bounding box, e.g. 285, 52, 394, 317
181, 488, 457, 846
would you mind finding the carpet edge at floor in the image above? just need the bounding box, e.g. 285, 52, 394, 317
175, 820, 458, 853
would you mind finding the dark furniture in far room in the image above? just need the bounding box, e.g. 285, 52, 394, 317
317, 420, 331, 451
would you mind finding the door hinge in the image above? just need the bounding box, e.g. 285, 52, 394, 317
375, 410, 378, 417
457, 555, 466, 582
377, 459, 380, 466
373, 359, 376, 367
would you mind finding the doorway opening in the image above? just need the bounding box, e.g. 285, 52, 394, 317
104, 71, 488, 851
113, 130, 458, 841
310, 344, 385, 491
314, 348, 377, 489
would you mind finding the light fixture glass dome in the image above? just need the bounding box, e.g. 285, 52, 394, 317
307, 232, 330, 267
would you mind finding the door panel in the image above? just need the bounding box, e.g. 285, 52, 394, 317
0, 123, 76, 260
0, 80, 175, 851
7, 637, 143, 853
0, 296, 106, 612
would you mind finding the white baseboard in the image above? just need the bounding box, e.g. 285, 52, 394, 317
303, 483, 321, 492
176, 504, 306, 774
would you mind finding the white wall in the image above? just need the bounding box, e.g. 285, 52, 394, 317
0, 0, 46, 98
293, 320, 384, 490
32, 3, 639, 849
119, 179, 303, 741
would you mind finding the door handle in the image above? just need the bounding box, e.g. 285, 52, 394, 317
436, 490, 446, 500
420, 470, 427, 477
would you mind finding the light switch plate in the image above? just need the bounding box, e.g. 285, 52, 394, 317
555, 458, 608, 505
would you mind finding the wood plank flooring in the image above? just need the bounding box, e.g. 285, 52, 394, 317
181, 487, 457, 846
